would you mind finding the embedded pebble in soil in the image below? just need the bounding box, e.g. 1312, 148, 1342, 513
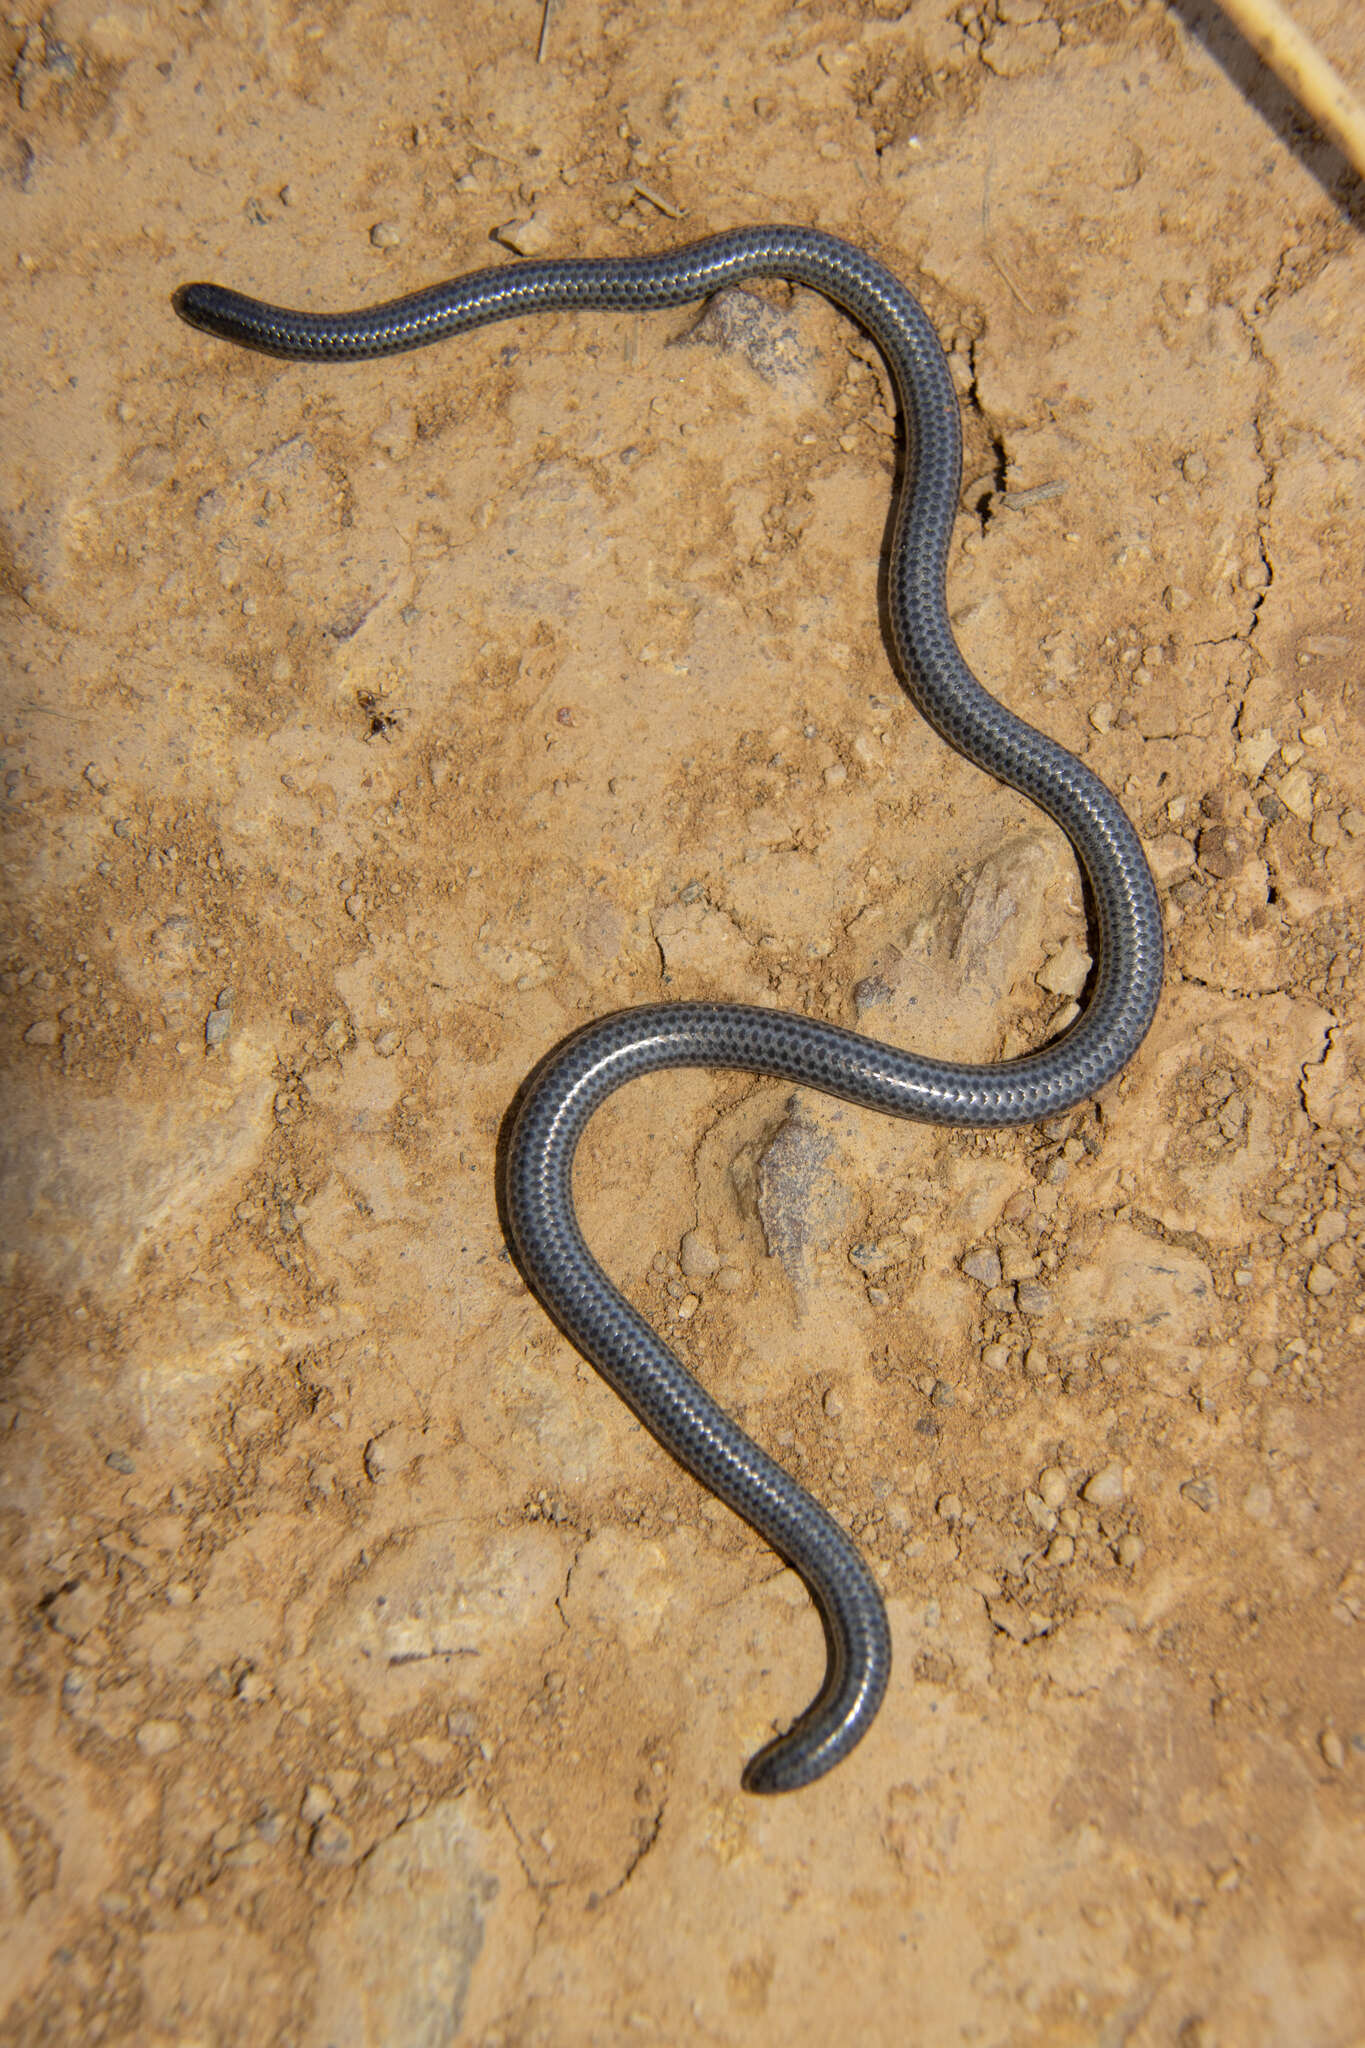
1082, 1463, 1127, 1509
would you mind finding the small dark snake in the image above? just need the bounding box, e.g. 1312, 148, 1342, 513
176, 228, 1163, 1793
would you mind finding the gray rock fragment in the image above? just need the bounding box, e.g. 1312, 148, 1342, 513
677, 287, 816, 396
754, 1101, 854, 1287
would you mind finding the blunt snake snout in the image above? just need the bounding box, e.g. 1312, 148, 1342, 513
176, 227, 1163, 1794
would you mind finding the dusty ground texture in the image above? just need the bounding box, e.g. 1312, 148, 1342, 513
3, 0, 1364, 2041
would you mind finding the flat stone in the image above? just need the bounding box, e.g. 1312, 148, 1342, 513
679, 1230, 720, 1279
652, 899, 762, 993
306, 1801, 509, 2047
0, 1035, 275, 1291
1056, 1223, 1217, 1353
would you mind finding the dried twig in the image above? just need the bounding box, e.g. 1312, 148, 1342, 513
987, 247, 1036, 314
536, 0, 556, 64
465, 133, 521, 170
632, 181, 687, 220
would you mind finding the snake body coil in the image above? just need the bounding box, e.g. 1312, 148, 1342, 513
177, 228, 1163, 1792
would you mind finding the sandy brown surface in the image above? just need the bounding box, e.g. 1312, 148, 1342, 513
3, 0, 1364, 2042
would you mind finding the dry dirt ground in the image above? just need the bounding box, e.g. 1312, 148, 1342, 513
3, 0, 1364, 2042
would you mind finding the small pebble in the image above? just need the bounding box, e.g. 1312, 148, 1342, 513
24, 1018, 59, 1045
62, 1670, 92, 1715
1320, 1728, 1346, 1771
1044, 1534, 1074, 1567
849, 1242, 892, 1274
300, 1784, 331, 1825
1037, 1465, 1068, 1509
962, 1247, 1002, 1287
1037, 939, 1091, 999
1082, 1462, 1126, 1508
45, 1580, 108, 1639
373, 1028, 402, 1057
370, 220, 403, 247
980, 1343, 1009, 1371
494, 213, 554, 256
1015, 1281, 1054, 1316
675, 1293, 700, 1320
136, 1719, 183, 1756
309, 1816, 356, 1865
1306, 1264, 1336, 1296
936, 1493, 963, 1522
1116, 1532, 1144, 1568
